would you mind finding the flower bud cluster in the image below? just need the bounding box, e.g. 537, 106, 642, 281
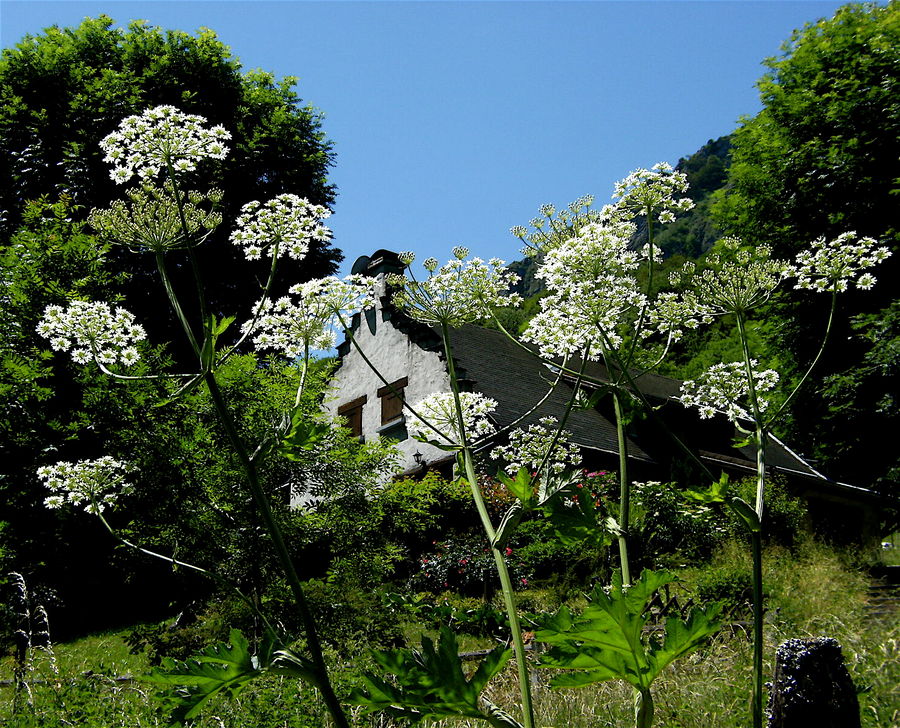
100, 105, 230, 184
612, 162, 694, 224
406, 391, 497, 446
37, 457, 133, 514
37, 301, 146, 366
490, 416, 581, 477
680, 361, 779, 423
390, 253, 521, 328
243, 275, 375, 357
230, 194, 331, 261
675, 237, 791, 315
511, 194, 620, 256
89, 184, 223, 252
792, 232, 890, 293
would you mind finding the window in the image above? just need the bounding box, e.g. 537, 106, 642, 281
378, 377, 408, 425
337, 395, 367, 439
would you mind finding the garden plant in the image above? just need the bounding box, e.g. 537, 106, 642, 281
23, 101, 891, 728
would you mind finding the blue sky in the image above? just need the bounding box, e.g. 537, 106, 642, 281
2, 1, 852, 275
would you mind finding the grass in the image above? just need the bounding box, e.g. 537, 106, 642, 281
1, 538, 897, 728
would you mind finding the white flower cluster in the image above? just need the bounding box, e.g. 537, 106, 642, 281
521, 222, 646, 358
406, 391, 497, 446
37, 301, 146, 366
37, 457, 133, 514
675, 237, 791, 316
243, 275, 375, 357
490, 416, 581, 477
391, 250, 521, 327
612, 162, 694, 224
100, 105, 230, 184
792, 231, 890, 293
230, 194, 331, 261
680, 361, 780, 423
645, 292, 713, 343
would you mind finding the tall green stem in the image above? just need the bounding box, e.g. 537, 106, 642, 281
201, 369, 350, 728
441, 324, 536, 728
612, 389, 632, 586
154, 244, 350, 728
750, 531, 764, 728
635, 687, 654, 728
736, 311, 766, 728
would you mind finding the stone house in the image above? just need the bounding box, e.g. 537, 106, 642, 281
324, 249, 887, 540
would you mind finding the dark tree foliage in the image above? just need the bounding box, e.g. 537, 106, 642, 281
651, 136, 731, 259
0, 199, 390, 639
0, 16, 341, 356
0, 198, 174, 636
711, 1, 900, 488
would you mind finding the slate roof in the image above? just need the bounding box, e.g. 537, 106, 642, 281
446, 325, 653, 461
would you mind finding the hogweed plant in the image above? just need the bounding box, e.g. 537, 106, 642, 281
349, 229, 721, 728
27, 104, 842, 728
35, 105, 361, 728
674, 232, 890, 728
511, 163, 709, 588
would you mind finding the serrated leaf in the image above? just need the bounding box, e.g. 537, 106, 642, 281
146, 629, 268, 725
684, 473, 730, 504
412, 432, 460, 452
539, 481, 611, 548
497, 467, 536, 506
493, 503, 524, 548
535, 570, 718, 692
277, 408, 331, 461
647, 603, 723, 677
349, 626, 518, 726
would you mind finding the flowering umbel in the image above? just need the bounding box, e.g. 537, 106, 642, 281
612, 162, 694, 224
680, 361, 780, 423
390, 250, 521, 327
230, 195, 332, 261
792, 231, 891, 293
490, 416, 581, 477
37, 301, 147, 367
37, 457, 133, 514
100, 105, 230, 184
243, 276, 376, 357
406, 391, 498, 446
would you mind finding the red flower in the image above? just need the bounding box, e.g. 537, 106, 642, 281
505, 547, 513, 556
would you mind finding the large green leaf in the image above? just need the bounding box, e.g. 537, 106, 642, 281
647, 603, 723, 677
147, 629, 273, 725
497, 467, 536, 507
349, 626, 520, 727
534, 570, 721, 692
539, 478, 613, 548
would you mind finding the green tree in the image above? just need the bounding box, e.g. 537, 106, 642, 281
0, 16, 341, 355
711, 1, 900, 488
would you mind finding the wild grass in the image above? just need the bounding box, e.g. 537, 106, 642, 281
2, 539, 897, 727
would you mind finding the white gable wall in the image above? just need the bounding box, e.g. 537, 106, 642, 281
325, 275, 452, 471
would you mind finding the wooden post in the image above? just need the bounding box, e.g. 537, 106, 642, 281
767, 637, 860, 728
